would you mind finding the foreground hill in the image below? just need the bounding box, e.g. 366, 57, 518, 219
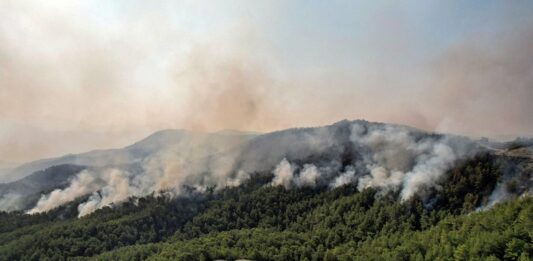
96, 196, 532, 261
0, 120, 531, 260
0, 161, 530, 260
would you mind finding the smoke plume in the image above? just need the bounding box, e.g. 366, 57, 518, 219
1, 1, 532, 166
0, 193, 25, 212
28, 171, 102, 214
22, 120, 529, 217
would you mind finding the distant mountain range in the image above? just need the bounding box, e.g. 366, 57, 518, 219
0, 129, 258, 183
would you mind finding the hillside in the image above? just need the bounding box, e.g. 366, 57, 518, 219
0, 120, 531, 260
0, 156, 530, 260
0, 165, 86, 211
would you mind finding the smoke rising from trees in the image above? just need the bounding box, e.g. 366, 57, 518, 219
24, 120, 511, 216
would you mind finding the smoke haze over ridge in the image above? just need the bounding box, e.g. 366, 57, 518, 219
16, 120, 488, 216
0, 0, 532, 165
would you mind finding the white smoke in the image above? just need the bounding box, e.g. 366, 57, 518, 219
0, 193, 25, 212
329, 166, 356, 188
400, 142, 456, 200
226, 170, 251, 187
270, 159, 323, 189
77, 169, 133, 217
27, 143, 256, 216
27, 171, 102, 214
265, 122, 476, 202
294, 164, 320, 188
348, 123, 470, 200
271, 158, 295, 189
27, 168, 142, 216
480, 160, 533, 210
25, 120, 485, 216
357, 166, 403, 193
480, 182, 510, 211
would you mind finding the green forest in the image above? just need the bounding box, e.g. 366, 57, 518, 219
0, 155, 531, 261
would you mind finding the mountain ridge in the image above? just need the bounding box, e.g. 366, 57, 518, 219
1, 119, 530, 214
0, 120, 531, 260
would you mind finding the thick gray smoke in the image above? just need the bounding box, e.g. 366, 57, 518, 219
28, 171, 102, 214
270, 158, 295, 189
25, 131, 258, 216
0, 193, 25, 212
480, 155, 533, 210
26, 160, 252, 217
76, 169, 134, 217
269, 122, 474, 201
22, 120, 527, 216
349, 124, 465, 200
270, 159, 321, 189
27, 167, 160, 217
330, 166, 356, 188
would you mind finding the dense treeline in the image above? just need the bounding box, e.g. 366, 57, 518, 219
96, 198, 533, 260
0, 154, 530, 260
94, 197, 532, 261
0, 195, 210, 260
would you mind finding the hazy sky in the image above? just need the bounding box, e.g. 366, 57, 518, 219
1, 0, 532, 164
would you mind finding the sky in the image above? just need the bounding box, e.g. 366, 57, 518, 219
0, 0, 532, 165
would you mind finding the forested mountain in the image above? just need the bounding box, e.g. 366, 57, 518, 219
0, 157, 533, 260
2, 0, 531, 260
0, 153, 531, 260
0, 120, 531, 260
